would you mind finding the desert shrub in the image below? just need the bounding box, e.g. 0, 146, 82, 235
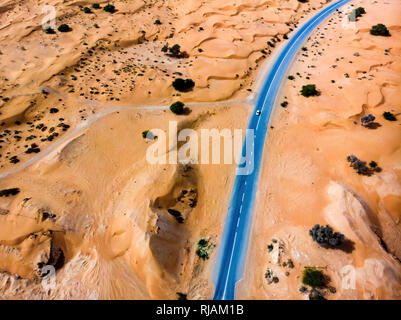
309, 291, 327, 300
348, 7, 366, 21
288, 75, 295, 80
300, 84, 319, 97
92, 4, 101, 9
104, 4, 116, 13
154, 19, 162, 25
176, 292, 187, 300
196, 238, 213, 260
309, 224, 344, 247
172, 78, 195, 92
58, 24, 71, 32
370, 24, 390, 36
281, 101, 288, 108
347, 155, 381, 176
167, 208, 184, 223
83, 7, 92, 13
142, 130, 155, 140
360, 114, 375, 127
302, 267, 325, 287
383, 111, 397, 121
301, 46, 308, 51
170, 101, 185, 115
163, 44, 188, 58
45, 26, 55, 34
0, 188, 20, 197
25, 143, 41, 154
298, 0, 308, 3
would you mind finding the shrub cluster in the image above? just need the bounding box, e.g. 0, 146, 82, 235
370, 24, 390, 36
348, 7, 366, 21
162, 44, 189, 59
300, 84, 319, 97
302, 267, 325, 287
170, 101, 185, 115
167, 208, 184, 223
347, 155, 381, 176
45, 26, 56, 34
309, 224, 344, 247
172, 78, 195, 92
360, 114, 375, 127
104, 4, 116, 13
58, 24, 71, 32
0, 188, 20, 197
176, 292, 187, 300
142, 130, 155, 140
383, 111, 397, 121
196, 238, 212, 260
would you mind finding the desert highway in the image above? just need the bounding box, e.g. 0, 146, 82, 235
212, 0, 352, 300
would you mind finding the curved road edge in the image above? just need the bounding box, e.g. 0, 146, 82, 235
212, 0, 352, 300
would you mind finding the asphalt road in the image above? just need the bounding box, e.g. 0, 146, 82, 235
212, 0, 352, 300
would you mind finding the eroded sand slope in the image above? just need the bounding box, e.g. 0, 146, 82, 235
239, 0, 401, 300
0, 0, 333, 299
0, 0, 400, 300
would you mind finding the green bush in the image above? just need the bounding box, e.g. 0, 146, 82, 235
309, 291, 327, 300
383, 111, 397, 121
142, 130, 155, 140
300, 84, 319, 97
0, 188, 20, 197
172, 78, 195, 92
92, 3, 101, 9
348, 7, 366, 21
309, 224, 344, 247
154, 19, 162, 25
104, 4, 116, 13
370, 24, 390, 36
58, 24, 71, 32
170, 101, 185, 115
347, 155, 381, 176
196, 238, 212, 260
83, 7, 92, 14
176, 292, 187, 300
165, 44, 189, 59
45, 26, 55, 34
302, 267, 325, 287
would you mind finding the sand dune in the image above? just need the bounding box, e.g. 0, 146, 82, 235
0, 0, 399, 300
238, 0, 401, 300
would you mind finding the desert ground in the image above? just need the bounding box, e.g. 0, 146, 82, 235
0, 0, 399, 300
238, 0, 401, 300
